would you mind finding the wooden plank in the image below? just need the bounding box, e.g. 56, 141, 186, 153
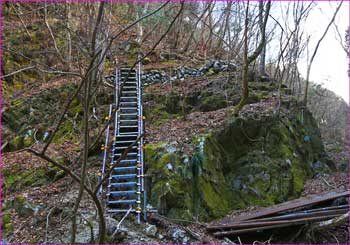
243, 208, 348, 223
213, 223, 293, 237
210, 211, 346, 231
208, 190, 349, 228
212, 214, 342, 237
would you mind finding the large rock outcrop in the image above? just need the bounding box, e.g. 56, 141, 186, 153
145, 102, 334, 221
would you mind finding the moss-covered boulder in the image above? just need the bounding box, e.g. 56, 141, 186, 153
145, 106, 332, 221
165, 91, 181, 114
199, 94, 227, 112
2, 83, 86, 152
3, 162, 66, 193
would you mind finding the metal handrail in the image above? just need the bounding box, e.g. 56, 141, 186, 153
136, 57, 142, 224
98, 104, 112, 197
106, 67, 119, 201
138, 58, 147, 221
114, 67, 120, 137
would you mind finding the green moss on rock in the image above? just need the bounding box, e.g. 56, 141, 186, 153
165, 91, 181, 114
3, 164, 65, 193
142, 57, 152, 65
4, 83, 81, 152
199, 178, 231, 217
146, 106, 331, 222
199, 94, 227, 112
8, 136, 24, 151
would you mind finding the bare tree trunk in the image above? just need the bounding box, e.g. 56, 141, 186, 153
71, 2, 106, 243
173, 10, 183, 50
183, 3, 211, 53
137, 2, 149, 42
214, 1, 232, 58
233, 1, 271, 115
66, 0, 72, 70
44, 2, 64, 63
238, 2, 249, 115
206, 4, 214, 57
303, 1, 343, 105
258, 0, 266, 76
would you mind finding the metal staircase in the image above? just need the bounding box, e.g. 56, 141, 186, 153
99, 62, 146, 223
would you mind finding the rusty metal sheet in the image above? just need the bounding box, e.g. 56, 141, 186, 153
208, 189, 349, 229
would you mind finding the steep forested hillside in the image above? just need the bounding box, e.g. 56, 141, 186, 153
1, 2, 348, 244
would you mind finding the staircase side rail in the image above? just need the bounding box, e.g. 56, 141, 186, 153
98, 104, 113, 197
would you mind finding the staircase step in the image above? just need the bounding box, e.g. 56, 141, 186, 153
119, 125, 139, 129
115, 135, 138, 141
119, 103, 138, 107
121, 81, 137, 84
120, 101, 138, 105
119, 124, 138, 128
107, 209, 136, 213
112, 157, 138, 163
120, 111, 138, 115
119, 132, 139, 135
115, 138, 138, 143
122, 86, 137, 90
116, 134, 138, 138
110, 174, 137, 180
114, 144, 136, 149
108, 190, 139, 197
112, 157, 138, 162
113, 166, 138, 172
120, 120, 138, 123
119, 117, 138, 121
108, 181, 139, 188
120, 113, 138, 117
121, 76, 136, 79
121, 73, 136, 76
120, 118, 138, 121
119, 158, 138, 162
113, 150, 138, 156
115, 159, 138, 165
121, 76, 136, 80
115, 146, 138, 150
121, 89, 137, 91
113, 150, 138, 155
114, 152, 138, 157
108, 199, 140, 205
122, 83, 137, 87
120, 102, 138, 105
114, 140, 137, 144
120, 107, 138, 110
120, 96, 137, 100
120, 67, 135, 69
122, 91, 137, 94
